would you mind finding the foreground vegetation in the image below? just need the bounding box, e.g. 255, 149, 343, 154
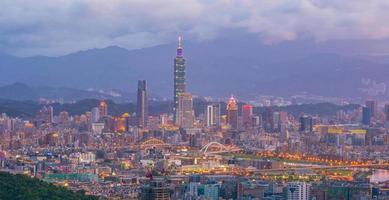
0, 172, 97, 200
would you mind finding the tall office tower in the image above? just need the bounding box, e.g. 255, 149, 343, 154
176, 93, 194, 128
362, 106, 371, 125
122, 113, 130, 132
366, 100, 378, 117
98, 100, 108, 118
91, 107, 100, 123
252, 115, 261, 127
287, 182, 310, 200
213, 103, 221, 127
206, 103, 221, 128
279, 111, 288, 124
278, 111, 288, 132
299, 115, 313, 133
173, 36, 186, 123
227, 96, 238, 130
385, 104, 389, 122
206, 105, 214, 127
36, 106, 53, 124
263, 107, 275, 133
140, 179, 171, 200
137, 80, 148, 128
242, 104, 253, 128
273, 112, 281, 132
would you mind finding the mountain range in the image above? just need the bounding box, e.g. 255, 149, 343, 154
0, 83, 134, 102
2, 34, 389, 100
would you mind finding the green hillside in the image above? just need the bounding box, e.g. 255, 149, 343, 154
0, 172, 98, 200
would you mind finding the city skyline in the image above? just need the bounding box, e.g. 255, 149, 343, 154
2, 1, 389, 200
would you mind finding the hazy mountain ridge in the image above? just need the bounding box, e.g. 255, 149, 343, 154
0, 83, 132, 102
1, 36, 389, 99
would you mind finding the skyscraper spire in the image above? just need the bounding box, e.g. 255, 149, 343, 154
227, 95, 237, 110
177, 36, 183, 57
178, 36, 183, 47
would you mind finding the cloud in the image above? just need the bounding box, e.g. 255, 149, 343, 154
1, 0, 389, 56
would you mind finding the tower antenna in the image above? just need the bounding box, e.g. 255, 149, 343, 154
178, 36, 183, 48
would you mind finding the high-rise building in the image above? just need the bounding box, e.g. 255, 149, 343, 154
122, 113, 130, 132
362, 106, 371, 126
252, 115, 261, 127
279, 111, 288, 132
287, 182, 311, 200
176, 93, 194, 129
206, 105, 214, 127
227, 96, 238, 130
36, 106, 53, 125
262, 107, 275, 133
91, 107, 100, 123
173, 36, 186, 123
206, 104, 221, 128
242, 104, 253, 128
273, 112, 281, 132
384, 104, 389, 122
299, 115, 313, 133
140, 179, 171, 200
98, 100, 108, 118
366, 100, 378, 117
204, 184, 220, 200
137, 80, 148, 128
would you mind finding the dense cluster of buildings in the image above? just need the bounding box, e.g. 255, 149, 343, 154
1, 37, 389, 200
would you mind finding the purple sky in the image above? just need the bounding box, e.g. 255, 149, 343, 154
1, 0, 389, 56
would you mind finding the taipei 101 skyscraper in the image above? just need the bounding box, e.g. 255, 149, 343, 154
173, 36, 186, 124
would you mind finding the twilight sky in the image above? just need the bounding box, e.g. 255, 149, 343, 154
1, 0, 389, 56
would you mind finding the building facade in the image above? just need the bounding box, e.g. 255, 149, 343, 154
173, 36, 186, 124
242, 104, 253, 128
98, 100, 108, 118
176, 93, 194, 129
137, 80, 148, 128
206, 104, 221, 128
287, 182, 310, 200
227, 96, 238, 130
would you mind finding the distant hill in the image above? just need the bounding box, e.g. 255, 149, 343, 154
0, 98, 171, 118
0, 83, 134, 102
0, 172, 97, 200
1, 36, 389, 99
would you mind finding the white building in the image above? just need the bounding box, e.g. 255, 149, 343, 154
287, 182, 310, 200
91, 123, 105, 134
91, 107, 100, 123
206, 104, 221, 127
78, 152, 96, 164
